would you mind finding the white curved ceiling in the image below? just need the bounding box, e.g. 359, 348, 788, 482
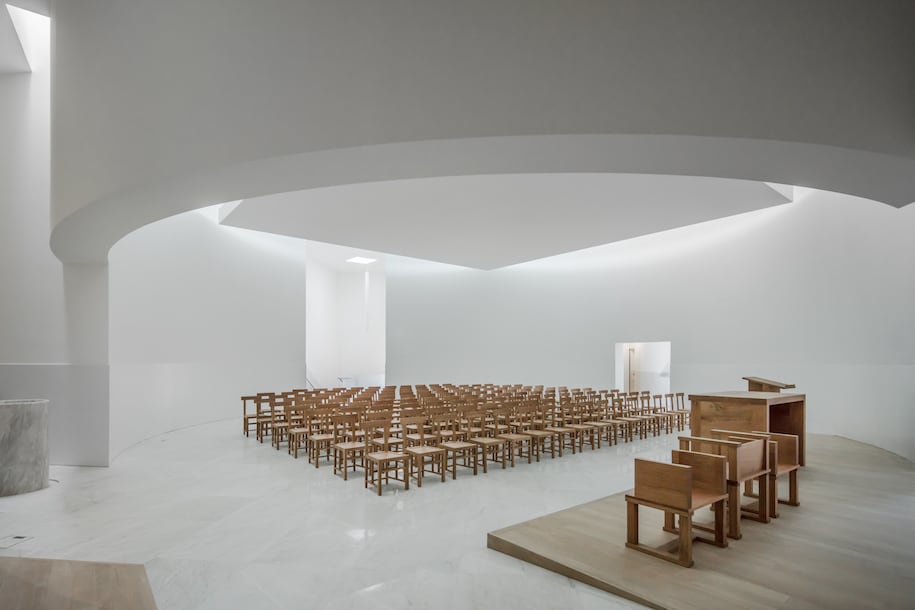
222, 174, 792, 270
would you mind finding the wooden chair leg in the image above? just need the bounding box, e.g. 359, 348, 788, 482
663, 511, 676, 533
627, 500, 639, 546
727, 483, 741, 539
678, 514, 693, 568
769, 474, 778, 518
757, 473, 769, 523
787, 470, 799, 506
713, 500, 727, 547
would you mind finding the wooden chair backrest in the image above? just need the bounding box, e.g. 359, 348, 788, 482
401, 415, 430, 443
753, 431, 799, 468
675, 392, 686, 409
678, 435, 741, 481
430, 413, 454, 435
332, 414, 358, 442
633, 459, 693, 510
362, 418, 393, 449
672, 450, 727, 497
311, 407, 335, 432
734, 438, 767, 479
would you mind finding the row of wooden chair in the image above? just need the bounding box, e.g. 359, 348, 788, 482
626, 429, 801, 567
243, 386, 691, 445
240, 384, 692, 495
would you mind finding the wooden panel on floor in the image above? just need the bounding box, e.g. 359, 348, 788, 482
0, 556, 157, 610
488, 434, 915, 610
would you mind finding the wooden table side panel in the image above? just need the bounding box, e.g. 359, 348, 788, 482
690, 400, 768, 440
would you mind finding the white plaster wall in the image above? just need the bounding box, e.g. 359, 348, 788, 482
387, 192, 915, 460
305, 261, 386, 388
108, 214, 308, 459
337, 271, 386, 387
0, 13, 108, 466
304, 258, 339, 389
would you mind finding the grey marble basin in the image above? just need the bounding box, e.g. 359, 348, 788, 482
0, 399, 49, 497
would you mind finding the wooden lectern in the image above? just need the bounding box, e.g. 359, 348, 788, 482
689, 390, 806, 465
742, 377, 796, 393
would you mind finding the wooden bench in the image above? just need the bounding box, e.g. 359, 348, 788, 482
680, 434, 770, 539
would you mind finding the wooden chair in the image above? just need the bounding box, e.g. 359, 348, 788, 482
402, 416, 446, 487
583, 398, 617, 447
562, 402, 598, 451
332, 414, 364, 481
617, 395, 646, 440
653, 395, 675, 434
663, 393, 685, 431
542, 405, 578, 457
674, 392, 690, 427
241, 394, 258, 437
679, 434, 769, 539
625, 450, 728, 567
439, 413, 479, 479
307, 407, 336, 468
751, 431, 800, 517
496, 407, 533, 467
513, 405, 556, 460
255, 392, 277, 443
288, 403, 317, 459
466, 411, 509, 472
271, 394, 295, 450
364, 419, 410, 496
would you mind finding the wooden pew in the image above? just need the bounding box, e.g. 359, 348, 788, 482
625, 450, 728, 567
679, 435, 769, 539
753, 430, 800, 516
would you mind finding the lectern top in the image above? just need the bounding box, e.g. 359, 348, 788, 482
742, 376, 795, 389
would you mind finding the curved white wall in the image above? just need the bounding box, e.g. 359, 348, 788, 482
386, 190, 915, 460
0, 10, 108, 466
108, 212, 309, 459
50, 0, 915, 262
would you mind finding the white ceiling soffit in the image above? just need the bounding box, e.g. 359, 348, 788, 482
5, 1, 48, 17
222, 174, 792, 270
0, 5, 30, 74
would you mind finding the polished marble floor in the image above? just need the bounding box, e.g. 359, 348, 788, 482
0, 420, 686, 609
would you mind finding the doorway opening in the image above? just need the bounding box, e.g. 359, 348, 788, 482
614, 341, 671, 394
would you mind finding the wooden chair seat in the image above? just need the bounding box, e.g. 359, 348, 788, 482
404, 444, 446, 487
565, 423, 597, 451
440, 440, 479, 478
469, 435, 509, 472
405, 432, 438, 446
497, 432, 533, 467
523, 428, 557, 460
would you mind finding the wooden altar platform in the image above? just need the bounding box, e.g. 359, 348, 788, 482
488, 435, 915, 610
0, 556, 157, 610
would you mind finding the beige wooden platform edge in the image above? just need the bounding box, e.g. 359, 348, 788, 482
487, 526, 665, 610
0, 555, 158, 610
